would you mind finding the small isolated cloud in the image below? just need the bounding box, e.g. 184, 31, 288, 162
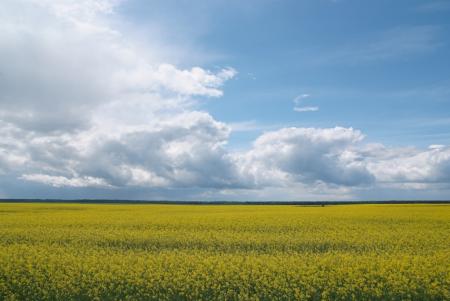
294, 94, 310, 104
294, 106, 319, 112
293, 94, 319, 112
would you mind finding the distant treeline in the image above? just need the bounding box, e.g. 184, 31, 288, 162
0, 199, 449, 205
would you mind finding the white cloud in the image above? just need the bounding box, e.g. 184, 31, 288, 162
365, 144, 450, 185
293, 94, 319, 112
228, 120, 281, 132
76, 111, 243, 189
0, 0, 235, 134
0, 0, 241, 194
293, 106, 319, 112
1, 1, 450, 201
293, 94, 311, 104
237, 127, 374, 188
20, 174, 111, 188
429, 144, 445, 150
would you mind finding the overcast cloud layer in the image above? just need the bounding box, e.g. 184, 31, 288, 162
1, 0, 449, 201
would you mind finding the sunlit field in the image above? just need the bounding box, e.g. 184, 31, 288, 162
0, 203, 448, 300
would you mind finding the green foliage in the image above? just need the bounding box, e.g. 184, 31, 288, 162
0, 203, 449, 300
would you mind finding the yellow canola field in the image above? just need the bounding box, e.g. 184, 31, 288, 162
0, 203, 448, 300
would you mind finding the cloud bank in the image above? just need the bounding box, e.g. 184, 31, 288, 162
1, 0, 449, 201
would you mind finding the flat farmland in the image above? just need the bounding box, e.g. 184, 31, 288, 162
0, 203, 448, 300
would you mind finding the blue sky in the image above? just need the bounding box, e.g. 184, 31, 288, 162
118, 0, 450, 148
0, 0, 450, 201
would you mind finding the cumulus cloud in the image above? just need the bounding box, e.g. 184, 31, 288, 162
5, 111, 244, 190
0, 0, 241, 194
237, 127, 374, 187
20, 174, 111, 188
364, 144, 450, 185
1, 0, 450, 200
0, 0, 235, 134
73, 112, 243, 189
